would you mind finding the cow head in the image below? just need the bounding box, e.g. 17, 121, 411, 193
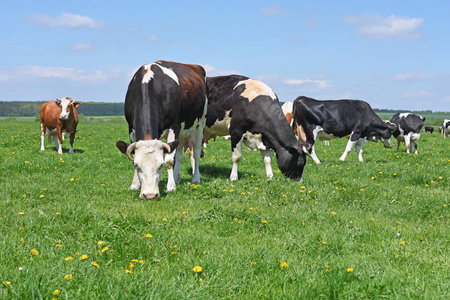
277, 142, 310, 181
56, 97, 81, 120
370, 121, 397, 148
116, 140, 178, 199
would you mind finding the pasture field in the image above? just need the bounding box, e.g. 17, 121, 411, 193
0, 118, 449, 299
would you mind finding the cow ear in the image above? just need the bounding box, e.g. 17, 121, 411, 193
55, 99, 62, 107
422, 117, 426, 122
116, 141, 130, 154
165, 140, 179, 153
73, 102, 81, 108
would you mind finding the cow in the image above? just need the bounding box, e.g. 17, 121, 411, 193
424, 126, 434, 134
40, 97, 81, 154
281, 102, 294, 126
116, 60, 207, 199
390, 113, 425, 154
292, 96, 397, 164
442, 119, 450, 138
202, 75, 309, 181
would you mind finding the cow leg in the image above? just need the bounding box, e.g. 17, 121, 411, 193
404, 134, 411, 154
191, 126, 204, 184
69, 132, 75, 154
396, 139, 401, 152
130, 169, 141, 190
339, 139, 357, 161
40, 123, 46, 151
165, 130, 178, 192
260, 149, 273, 179
230, 140, 242, 181
354, 138, 367, 162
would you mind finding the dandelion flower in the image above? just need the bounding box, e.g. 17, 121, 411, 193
400, 241, 406, 245
144, 234, 153, 238
347, 268, 354, 272
2, 281, 11, 285
91, 262, 100, 268
261, 220, 268, 224
101, 247, 109, 253
125, 270, 132, 274
331, 211, 337, 215
97, 241, 104, 246
64, 274, 73, 280
323, 241, 328, 245
192, 266, 203, 273
79, 254, 88, 260
19, 212, 25, 216
129, 263, 135, 269
280, 261, 289, 268
52, 290, 61, 295
65, 256, 74, 261
31, 249, 39, 256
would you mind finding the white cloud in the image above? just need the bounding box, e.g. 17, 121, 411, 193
202, 64, 239, 76
400, 91, 435, 98
393, 72, 429, 81
148, 34, 160, 42
71, 43, 92, 51
284, 78, 328, 89
26, 12, 105, 29
0, 65, 117, 83
261, 4, 288, 15
344, 14, 423, 39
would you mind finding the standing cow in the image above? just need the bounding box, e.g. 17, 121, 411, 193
390, 113, 425, 154
116, 61, 207, 199
40, 97, 81, 154
442, 119, 450, 138
203, 75, 309, 181
292, 96, 397, 164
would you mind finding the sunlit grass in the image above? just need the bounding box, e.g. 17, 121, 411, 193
0, 119, 449, 299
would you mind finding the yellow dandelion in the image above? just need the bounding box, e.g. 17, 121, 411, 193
39, 195, 44, 198
144, 234, 153, 238
65, 256, 74, 261
323, 241, 328, 245
131, 259, 138, 263
400, 241, 406, 245
56, 212, 61, 215
64, 274, 73, 280
331, 211, 337, 215
125, 270, 132, 274
2, 281, 11, 285
97, 240, 104, 246
70, 178, 74, 181
101, 247, 109, 253
31, 249, 39, 256
261, 220, 268, 224
199, 278, 203, 283
163, 218, 168, 221
79, 254, 88, 260
347, 268, 354, 272
19, 212, 25, 216
280, 261, 289, 268
91, 262, 100, 268
192, 265, 203, 273
139, 260, 145, 264
251, 262, 256, 266
52, 289, 61, 295
24, 161, 29, 164
129, 263, 135, 269
19, 227, 24, 231
182, 211, 187, 214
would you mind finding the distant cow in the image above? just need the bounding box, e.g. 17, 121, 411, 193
116, 61, 207, 199
203, 75, 309, 181
292, 96, 397, 164
40, 97, 81, 154
424, 126, 434, 134
390, 113, 425, 154
442, 119, 450, 138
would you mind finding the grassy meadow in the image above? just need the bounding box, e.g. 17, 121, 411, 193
0, 118, 449, 299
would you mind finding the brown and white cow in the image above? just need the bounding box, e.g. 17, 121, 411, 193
40, 97, 81, 154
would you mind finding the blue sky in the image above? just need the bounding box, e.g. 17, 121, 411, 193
1, 0, 449, 111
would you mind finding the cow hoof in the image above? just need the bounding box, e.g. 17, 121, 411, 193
166, 186, 176, 193
230, 176, 238, 181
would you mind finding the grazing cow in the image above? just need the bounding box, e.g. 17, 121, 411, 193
390, 113, 425, 154
442, 119, 450, 138
424, 126, 434, 134
116, 61, 207, 199
203, 75, 309, 181
292, 96, 397, 164
40, 97, 81, 154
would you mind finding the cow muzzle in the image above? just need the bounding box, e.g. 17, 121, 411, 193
142, 192, 159, 200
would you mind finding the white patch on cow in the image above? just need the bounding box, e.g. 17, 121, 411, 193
142, 64, 154, 83
234, 79, 276, 102
130, 129, 136, 143
205, 110, 232, 137
155, 63, 179, 85
242, 132, 266, 151
399, 112, 411, 118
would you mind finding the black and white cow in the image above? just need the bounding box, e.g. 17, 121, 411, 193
203, 75, 309, 181
442, 119, 450, 138
116, 60, 207, 199
292, 96, 397, 164
390, 113, 425, 154
424, 126, 434, 134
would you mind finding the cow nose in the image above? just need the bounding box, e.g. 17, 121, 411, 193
143, 193, 159, 200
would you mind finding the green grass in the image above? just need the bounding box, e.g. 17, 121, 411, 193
1, 119, 449, 299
